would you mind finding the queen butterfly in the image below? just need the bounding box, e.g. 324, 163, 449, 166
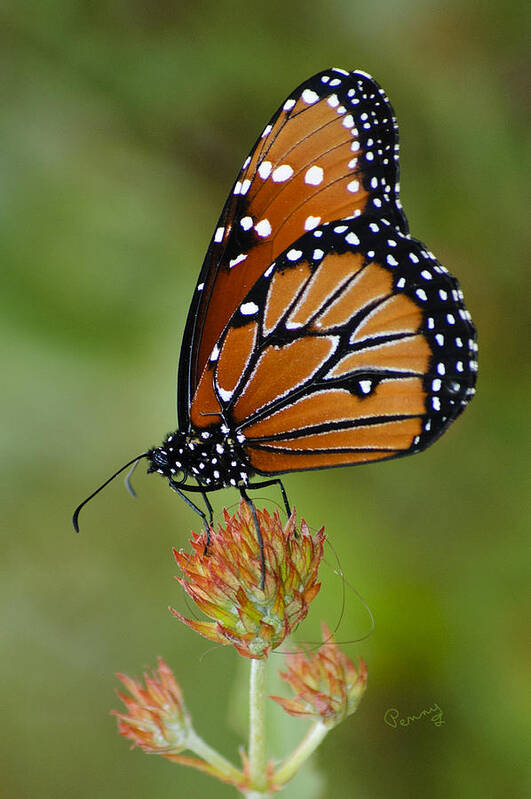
73, 67, 477, 542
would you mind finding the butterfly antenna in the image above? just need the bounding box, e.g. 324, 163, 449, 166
72, 452, 150, 533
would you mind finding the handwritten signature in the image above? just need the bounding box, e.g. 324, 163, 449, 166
384, 703, 445, 729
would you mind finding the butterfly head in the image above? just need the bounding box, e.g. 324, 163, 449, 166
147, 431, 190, 484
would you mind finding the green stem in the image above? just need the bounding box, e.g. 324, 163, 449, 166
273, 720, 330, 786
248, 658, 268, 792
185, 728, 243, 784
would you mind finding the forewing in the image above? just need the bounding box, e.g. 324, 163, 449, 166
189, 216, 477, 474
178, 67, 406, 427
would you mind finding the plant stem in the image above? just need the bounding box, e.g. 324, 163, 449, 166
185, 728, 243, 784
248, 658, 268, 792
273, 720, 329, 786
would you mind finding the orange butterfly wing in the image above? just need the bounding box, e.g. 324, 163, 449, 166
189, 217, 476, 474
178, 68, 406, 427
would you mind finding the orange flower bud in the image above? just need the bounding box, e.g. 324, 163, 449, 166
270, 623, 367, 726
171, 502, 325, 658
113, 657, 191, 755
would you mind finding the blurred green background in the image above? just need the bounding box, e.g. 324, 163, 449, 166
2, 1, 529, 797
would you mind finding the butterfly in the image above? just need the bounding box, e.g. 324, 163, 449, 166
73, 67, 477, 538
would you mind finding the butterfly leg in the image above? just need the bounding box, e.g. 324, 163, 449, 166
199, 490, 214, 554
168, 480, 210, 531
200, 490, 214, 525
240, 486, 266, 589
247, 478, 291, 517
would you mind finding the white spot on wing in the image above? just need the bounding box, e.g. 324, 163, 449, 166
304, 215, 321, 230
305, 165, 324, 185
229, 253, 247, 268
272, 164, 294, 182
240, 301, 259, 316
258, 161, 272, 179
255, 218, 272, 237
286, 248, 302, 261
302, 88, 319, 104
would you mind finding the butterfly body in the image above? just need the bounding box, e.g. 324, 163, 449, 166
148, 427, 252, 489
